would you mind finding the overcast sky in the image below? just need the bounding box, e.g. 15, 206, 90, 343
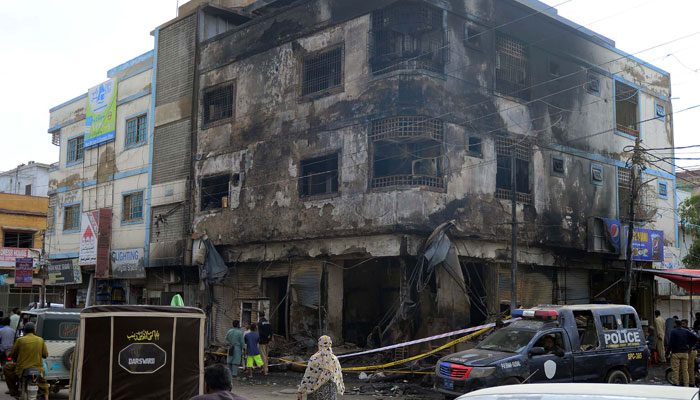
0, 0, 698, 173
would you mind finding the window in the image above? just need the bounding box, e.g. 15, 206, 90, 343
468, 137, 482, 158
203, 83, 235, 125
299, 153, 339, 197
618, 167, 632, 219
655, 101, 666, 120
370, 116, 444, 190
549, 60, 560, 77
621, 313, 638, 329
552, 156, 565, 176
658, 181, 668, 199
586, 74, 601, 95
126, 114, 148, 146
301, 46, 343, 97
51, 129, 60, 146
591, 164, 604, 185
370, 3, 446, 75
496, 33, 530, 101
533, 332, 566, 355
64, 204, 80, 231
495, 137, 531, 203
3, 231, 33, 248
122, 192, 144, 222
24, 184, 31, 196
599, 315, 618, 331
201, 175, 230, 211
615, 81, 639, 137
465, 22, 483, 49
67, 136, 84, 164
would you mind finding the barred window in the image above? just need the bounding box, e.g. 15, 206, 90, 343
67, 136, 84, 164
203, 83, 235, 125
126, 114, 148, 146
3, 231, 33, 248
495, 137, 531, 204
300, 153, 339, 197
615, 81, 639, 137
618, 167, 632, 219
64, 204, 80, 231
302, 46, 343, 97
371, 116, 444, 190
122, 192, 144, 222
496, 33, 530, 101
201, 175, 230, 211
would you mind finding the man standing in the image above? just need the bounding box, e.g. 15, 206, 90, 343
244, 324, 263, 378
257, 311, 272, 376
9, 308, 20, 332
654, 310, 667, 363
694, 312, 700, 333
670, 319, 699, 387
683, 319, 699, 387
3, 322, 49, 400
0, 318, 15, 356
225, 320, 245, 377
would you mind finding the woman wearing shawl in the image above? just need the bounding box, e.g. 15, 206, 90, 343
297, 336, 345, 400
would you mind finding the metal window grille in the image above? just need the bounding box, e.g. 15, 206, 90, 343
64, 205, 80, 231
203, 83, 235, 125
495, 33, 530, 101
299, 153, 339, 197
495, 137, 532, 204
51, 131, 60, 146
123, 192, 144, 221
68, 136, 84, 163
126, 115, 148, 146
370, 3, 446, 75
302, 46, 343, 96
2, 231, 33, 248
617, 167, 632, 191
659, 182, 668, 197
371, 116, 443, 141
615, 82, 639, 137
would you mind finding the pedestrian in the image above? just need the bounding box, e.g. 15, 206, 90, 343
669, 319, 699, 386
667, 316, 679, 360
257, 311, 272, 376
225, 320, 245, 377
694, 312, 700, 333
189, 364, 250, 400
654, 310, 667, 363
244, 324, 263, 378
683, 319, 698, 387
646, 327, 656, 361
0, 318, 14, 355
297, 335, 344, 400
9, 308, 20, 332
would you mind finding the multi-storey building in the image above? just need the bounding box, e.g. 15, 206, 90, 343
0, 161, 52, 197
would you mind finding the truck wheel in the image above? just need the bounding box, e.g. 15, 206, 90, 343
606, 369, 629, 384
62, 347, 75, 370
502, 377, 521, 385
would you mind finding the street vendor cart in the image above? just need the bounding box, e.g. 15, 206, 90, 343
69, 305, 206, 400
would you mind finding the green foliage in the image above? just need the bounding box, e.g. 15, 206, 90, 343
680, 194, 700, 267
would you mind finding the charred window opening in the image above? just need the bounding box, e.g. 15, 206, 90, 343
371, 116, 444, 189
302, 46, 343, 97
549, 60, 560, 77
370, 3, 446, 75
552, 156, 565, 176
468, 137, 482, 158
587, 74, 601, 95
203, 83, 235, 125
465, 22, 482, 49
299, 153, 339, 197
3, 231, 33, 248
618, 167, 632, 220
591, 164, 604, 185
615, 81, 639, 137
200, 174, 230, 211
496, 33, 530, 101
495, 137, 531, 204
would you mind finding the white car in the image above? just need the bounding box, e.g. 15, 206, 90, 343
456, 383, 697, 400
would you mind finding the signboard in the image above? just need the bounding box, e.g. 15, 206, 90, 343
96, 208, 112, 279
0, 248, 34, 268
85, 78, 118, 148
14, 258, 33, 287
601, 218, 622, 254
79, 211, 99, 266
48, 259, 82, 285
118, 343, 167, 374
111, 248, 145, 279
622, 226, 664, 262
654, 246, 679, 270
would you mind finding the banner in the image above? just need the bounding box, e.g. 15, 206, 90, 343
111, 248, 145, 279
622, 226, 664, 262
48, 259, 82, 285
85, 78, 118, 148
14, 258, 33, 287
79, 211, 99, 266
654, 246, 679, 270
0, 248, 35, 269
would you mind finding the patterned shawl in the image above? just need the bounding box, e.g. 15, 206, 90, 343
298, 335, 345, 395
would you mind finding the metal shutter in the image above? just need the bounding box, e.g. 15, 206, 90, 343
557, 269, 590, 305
499, 265, 554, 307
156, 15, 196, 106
150, 203, 186, 243
152, 119, 191, 185
213, 282, 234, 344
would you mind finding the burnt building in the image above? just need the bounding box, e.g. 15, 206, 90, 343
177, 0, 677, 344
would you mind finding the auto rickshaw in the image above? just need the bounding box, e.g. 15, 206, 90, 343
69, 305, 205, 400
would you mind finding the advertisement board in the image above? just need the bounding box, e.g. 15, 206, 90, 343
622, 226, 664, 262
0, 248, 35, 269
79, 211, 99, 266
14, 258, 33, 287
111, 248, 145, 279
48, 259, 83, 285
653, 246, 679, 270
85, 78, 118, 148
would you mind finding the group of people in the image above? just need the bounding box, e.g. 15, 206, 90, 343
224, 311, 273, 378
653, 310, 700, 387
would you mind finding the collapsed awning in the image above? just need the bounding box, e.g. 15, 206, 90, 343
639, 269, 700, 294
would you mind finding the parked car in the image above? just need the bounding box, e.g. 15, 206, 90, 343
435, 305, 648, 398
456, 383, 697, 400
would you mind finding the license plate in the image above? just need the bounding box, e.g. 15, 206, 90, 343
444, 380, 454, 390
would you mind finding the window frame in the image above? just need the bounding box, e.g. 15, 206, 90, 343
599, 314, 619, 331
2, 230, 34, 248
464, 20, 485, 51
299, 152, 341, 198
494, 137, 532, 204
202, 81, 236, 128
300, 44, 345, 99
467, 137, 483, 158
124, 112, 148, 149
200, 174, 231, 212
654, 100, 666, 121
591, 164, 604, 185
495, 32, 531, 101
658, 181, 669, 199
613, 79, 641, 139
63, 202, 81, 233
586, 73, 601, 96
66, 134, 85, 166
551, 155, 565, 177
121, 190, 145, 225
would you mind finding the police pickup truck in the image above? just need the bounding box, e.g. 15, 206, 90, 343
435, 305, 648, 398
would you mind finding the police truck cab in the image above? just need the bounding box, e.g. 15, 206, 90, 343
435, 305, 648, 398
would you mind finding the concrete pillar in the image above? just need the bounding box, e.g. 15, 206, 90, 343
326, 262, 344, 342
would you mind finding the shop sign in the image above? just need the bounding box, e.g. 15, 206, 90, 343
48, 259, 82, 285
111, 248, 145, 279
622, 226, 664, 262
79, 211, 99, 266
0, 248, 35, 268
14, 258, 33, 287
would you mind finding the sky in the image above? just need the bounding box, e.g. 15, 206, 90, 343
0, 0, 698, 173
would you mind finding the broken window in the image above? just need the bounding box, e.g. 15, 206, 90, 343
203, 83, 235, 125
495, 137, 531, 204
465, 21, 483, 49
3, 231, 33, 248
299, 153, 339, 197
301, 46, 343, 97
200, 174, 230, 211
552, 156, 565, 176
615, 81, 639, 137
370, 2, 446, 75
549, 59, 560, 77
468, 137, 482, 158
591, 164, 604, 184
496, 33, 530, 101
371, 116, 444, 189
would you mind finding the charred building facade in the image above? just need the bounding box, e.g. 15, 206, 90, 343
173, 0, 677, 345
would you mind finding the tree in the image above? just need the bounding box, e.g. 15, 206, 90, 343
679, 194, 700, 267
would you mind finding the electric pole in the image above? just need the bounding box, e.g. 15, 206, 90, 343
510, 150, 518, 312
624, 138, 643, 305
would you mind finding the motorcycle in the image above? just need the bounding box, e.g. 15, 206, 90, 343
666, 356, 700, 386
19, 367, 40, 400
